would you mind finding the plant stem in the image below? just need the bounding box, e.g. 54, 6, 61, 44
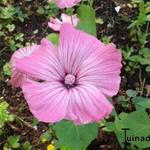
15, 115, 36, 130
88, 0, 94, 6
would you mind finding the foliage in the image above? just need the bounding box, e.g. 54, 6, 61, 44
37, 3, 59, 18
3, 63, 11, 76
104, 91, 150, 149
53, 120, 99, 150
122, 0, 150, 73
8, 135, 20, 149
104, 110, 150, 149
40, 129, 52, 143
0, 3, 26, 54
22, 141, 32, 150
46, 33, 59, 45
77, 5, 96, 36
0, 101, 14, 129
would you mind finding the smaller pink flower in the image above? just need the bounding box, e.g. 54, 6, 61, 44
10, 40, 55, 87
48, 13, 79, 31
10, 45, 39, 87
56, 0, 81, 8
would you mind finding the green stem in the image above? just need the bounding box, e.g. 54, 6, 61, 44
88, 0, 94, 6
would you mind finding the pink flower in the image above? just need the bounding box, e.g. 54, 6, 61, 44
15, 24, 122, 124
56, 0, 81, 8
10, 45, 40, 87
48, 13, 79, 31
10, 40, 56, 88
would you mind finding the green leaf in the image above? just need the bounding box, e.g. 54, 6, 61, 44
40, 130, 52, 143
123, 111, 150, 148
0, 31, 4, 37
54, 120, 98, 150
0, 6, 16, 19
128, 55, 141, 62
103, 122, 116, 132
142, 48, 150, 57
115, 113, 128, 131
126, 89, 138, 97
147, 14, 150, 21
140, 58, 150, 65
8, 135, 20, 149
3, 63, 11, 76
101, 35, 111, 44
37, 7, 45, 15
132, 96, 150, 110
15, 33, 24, 41
6, 24, 15, 32
111, 111, 150, 149
113, 113, 128, 147
146, 66, 150, 72
95, 18, 104, 25
0, 101, 14, 128
77, 5, 96, 36
46, 33, 59, 45
23, 141, 32, 150
137, 0, 147, 25
0, 129, 3, 136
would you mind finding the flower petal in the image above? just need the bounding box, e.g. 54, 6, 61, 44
22, 79, 69, 123
48, 17, 62, 31
59, 24, 105, 75
66, 84, 113, 124
10, 45, 39, 87
16, 39, 64, 82
61, 13, 79, 27
56, 0, 81, 8
77, 43, 122, 96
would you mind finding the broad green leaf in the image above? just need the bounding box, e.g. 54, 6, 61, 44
103, 122, 116, 132
140, 58, 150, 65
111, 111, 150, 149
115, 113, 128, 131
137, 0, 147, 25
113, 113, 128, 146
54, 120, 98, 150
46, 33, 59, 45
123, 111, 150, 148
128, 55, 141, 62
77, 5, 96, 36
142, 48, 150, 57
132, 96, 150, 110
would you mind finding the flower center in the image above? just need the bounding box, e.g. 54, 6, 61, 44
64, 74, 76, 86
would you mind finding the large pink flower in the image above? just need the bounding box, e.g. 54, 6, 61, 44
15, 24, 122, 124
56, 0, 81, 8
48, 13, 79, 31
